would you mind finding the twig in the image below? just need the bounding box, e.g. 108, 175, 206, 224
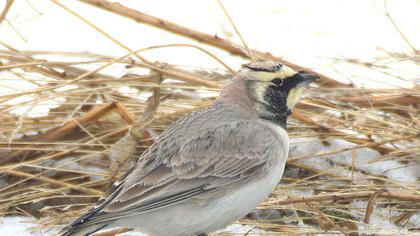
125, 43, 236, 75
50, 0, 149, 62
286, 161, 346, 179
383, 0, 418, 54
109, 71, 162, 181
0, 47, 219, 100
269, 191, 420, 206
306, 202, 349, 236
299, 94, 419, 109
288, 135, 414, 162
0, 102, 118, 165
0, 40, 65, 80
52, 0, 235, 76
364, 189, 386, 224
78, 0, 348, 88
337, 94, 419, 107
291, 110, 395, 155
0, 126, 130, 173
0, 0, 14, 26
4, 169, 102, 195
217, 0, 255, 63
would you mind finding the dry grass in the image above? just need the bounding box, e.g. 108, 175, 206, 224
0, 1, 419, 235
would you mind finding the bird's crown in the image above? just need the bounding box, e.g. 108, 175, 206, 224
240, 61, 297, 82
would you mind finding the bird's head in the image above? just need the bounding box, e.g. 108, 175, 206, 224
219, 61, 319, 127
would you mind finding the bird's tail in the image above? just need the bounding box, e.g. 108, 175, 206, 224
57, 222, 110, 236
58, 180, 124, 235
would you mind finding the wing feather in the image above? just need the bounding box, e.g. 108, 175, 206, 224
84, 107, 285, 225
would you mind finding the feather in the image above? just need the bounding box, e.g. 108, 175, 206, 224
78, 104, 284, 225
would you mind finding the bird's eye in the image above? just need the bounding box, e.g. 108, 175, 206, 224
271, 78, 284, 87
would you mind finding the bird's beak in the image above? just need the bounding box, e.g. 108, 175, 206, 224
297, 73, 320, 87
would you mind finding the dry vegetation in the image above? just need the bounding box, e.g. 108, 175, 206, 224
0, 0, 419, 235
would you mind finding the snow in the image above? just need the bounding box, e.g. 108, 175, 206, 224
290, 138, 419, 183
0, 217, 50, 236
360, 160, 419, 183
349, 201, 411, 235
216, 224, 263, 235
288, 138, 419, 234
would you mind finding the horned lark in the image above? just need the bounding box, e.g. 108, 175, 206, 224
59, 61, 318, 236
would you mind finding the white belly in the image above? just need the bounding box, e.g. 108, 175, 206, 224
206, 157, 287, 225
188, 124, 289, 234
199, 120, 289, 230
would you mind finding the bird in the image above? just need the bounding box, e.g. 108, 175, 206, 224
58, 61, 319, 236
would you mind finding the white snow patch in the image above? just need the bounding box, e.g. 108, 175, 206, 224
290, 138, 419, 183
406, 213, 420, 229
360, 160, 419, 183
0, 217, 51, 236
216, 223, 263, 234
40, 157, 107, 182
284, 188, 314, 197
350, 201, 411, 235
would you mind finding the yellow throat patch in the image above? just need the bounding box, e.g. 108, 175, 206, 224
287, 87, 303, 109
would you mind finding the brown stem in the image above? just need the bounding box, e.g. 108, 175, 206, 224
0, 103, 118, 165
109, 72, 162, 181
306, 202, 349, 236
291, 110, 394, 155
337, 94, 419, 107
0, 0, 14, 26
364, 190, 386, 224
79, 0, 348, 88
269, 191, 420, 206
383, 0, 418, 54
299, 94, 419, 109
4, 169, 102, 195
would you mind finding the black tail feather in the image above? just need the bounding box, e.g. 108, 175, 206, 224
58, 182, 125, 235
58, 222, 109, 236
